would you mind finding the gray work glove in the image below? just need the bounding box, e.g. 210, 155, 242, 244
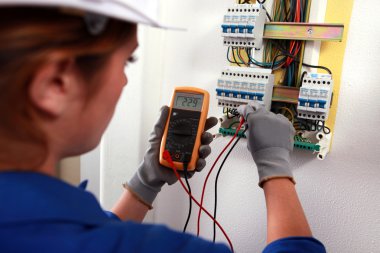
125, 106, 218, 208
237, 102, 296, 187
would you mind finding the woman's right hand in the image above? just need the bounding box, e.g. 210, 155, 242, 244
238, 102, 296, 187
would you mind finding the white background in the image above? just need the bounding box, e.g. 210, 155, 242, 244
81, 0, 380, 252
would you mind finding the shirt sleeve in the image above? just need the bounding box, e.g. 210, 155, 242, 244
96, 214, 231, 253
103, 211, 121, 221
263, 237, 326, 253
130, 222, 232, 253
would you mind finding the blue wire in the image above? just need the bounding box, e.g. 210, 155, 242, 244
246, 49, 285, 68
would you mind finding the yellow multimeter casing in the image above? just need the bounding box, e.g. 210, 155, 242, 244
159, 87, 210, 171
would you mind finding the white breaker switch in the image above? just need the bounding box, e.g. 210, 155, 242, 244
221, 4, 266, 49
297, 73, 334, 121
216, 67, 274, 110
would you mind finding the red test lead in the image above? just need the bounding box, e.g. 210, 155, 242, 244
196, 117, 245, 238
163, 150, 234, 253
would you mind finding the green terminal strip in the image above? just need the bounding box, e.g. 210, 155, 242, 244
218, 128, 321, 152
219, 127, 247, 138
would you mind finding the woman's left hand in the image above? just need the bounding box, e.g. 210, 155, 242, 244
124, 106, 218, 208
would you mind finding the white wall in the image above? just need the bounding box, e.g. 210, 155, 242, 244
59, 157, 80, 185
91, 0, 380, 252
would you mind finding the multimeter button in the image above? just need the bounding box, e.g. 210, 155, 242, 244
171, 120, 193, 136
174, 153, 181, 159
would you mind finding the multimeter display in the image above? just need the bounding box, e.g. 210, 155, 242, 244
174, 93, 203, 111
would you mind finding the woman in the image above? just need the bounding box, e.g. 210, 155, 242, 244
0, 1, 326, 252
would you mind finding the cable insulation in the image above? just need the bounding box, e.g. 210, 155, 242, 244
213, 129, 248, 242
162, 151, 234, 253
183, 164, 192, 233
196, 118, 245, 237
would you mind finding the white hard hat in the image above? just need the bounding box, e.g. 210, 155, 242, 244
0, 0, 178, 32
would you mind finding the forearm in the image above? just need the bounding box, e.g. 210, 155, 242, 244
263, 178, 312, 244
111, 188, 150, 222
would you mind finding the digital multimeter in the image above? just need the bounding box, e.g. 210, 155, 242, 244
160, 87, 210, 171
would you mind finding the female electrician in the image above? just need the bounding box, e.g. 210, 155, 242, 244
0, 0, 326, 252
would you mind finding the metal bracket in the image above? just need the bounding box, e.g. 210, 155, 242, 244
264, 22, 344, 42
272, 85, 299, 104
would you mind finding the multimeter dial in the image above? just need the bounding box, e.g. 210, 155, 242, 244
165, 108, 201, 163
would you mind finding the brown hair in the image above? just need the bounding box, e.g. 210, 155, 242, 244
0, 7, 136, 169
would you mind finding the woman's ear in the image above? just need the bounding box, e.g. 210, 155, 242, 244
28, 54, 77, 118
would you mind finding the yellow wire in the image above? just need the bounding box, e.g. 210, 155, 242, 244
279, 107, 295, 123
238, 48, 250, 66
232, 48, 249, 67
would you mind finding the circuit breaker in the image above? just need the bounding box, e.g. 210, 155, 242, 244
216, 67, 274, 110
221, 4, 266, 49
297, 73, 334, 121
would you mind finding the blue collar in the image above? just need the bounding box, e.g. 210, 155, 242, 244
0, 171, 110, 225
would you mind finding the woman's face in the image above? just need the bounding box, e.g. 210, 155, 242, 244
62, 30, 139, 157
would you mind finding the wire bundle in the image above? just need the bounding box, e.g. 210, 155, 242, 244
264, 0, 310, 86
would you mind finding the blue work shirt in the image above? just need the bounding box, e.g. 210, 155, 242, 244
0, 172, 326, 253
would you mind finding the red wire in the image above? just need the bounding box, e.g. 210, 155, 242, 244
162, 150, 234, 253
196, 118, 245, 237
285, 0, 302, 66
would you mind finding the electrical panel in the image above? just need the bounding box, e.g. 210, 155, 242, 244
216, 67, 274, 110
221, 4, 266, 49
297, 73, 333, 121
215, 1, 345, 161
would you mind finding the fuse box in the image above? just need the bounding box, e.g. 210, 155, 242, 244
216, 67, 274, 110
221, 4, 266, 49
297, 73, 334, 121
215, 0, 346, 160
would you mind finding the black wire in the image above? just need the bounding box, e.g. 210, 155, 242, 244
298, 118, 316, 131
212, 129, 247, 243
225, 108, 239, 119
271, 53, 286, 70
231, 47, 242, 67
245, 48, 285, 69
287, 0, 295, 21
183, 164, 192, 233
271, 41, 332, 74
262, 5, 273, 22
245, 48, 267, 68
227, 47, 236, 65
300, 71, 307, 86
301, 62, 332, 75
229, 108, 240, 117
323, 125, 331, 135
317, 121, 331, 134
227, 47, 242, 67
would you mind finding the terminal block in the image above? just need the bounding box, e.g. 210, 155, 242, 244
216, 67, 274, 110
221, 4, 266, 49
294, 135, 320, 152
218, 128, 323, 155
297, 73, 334, 121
